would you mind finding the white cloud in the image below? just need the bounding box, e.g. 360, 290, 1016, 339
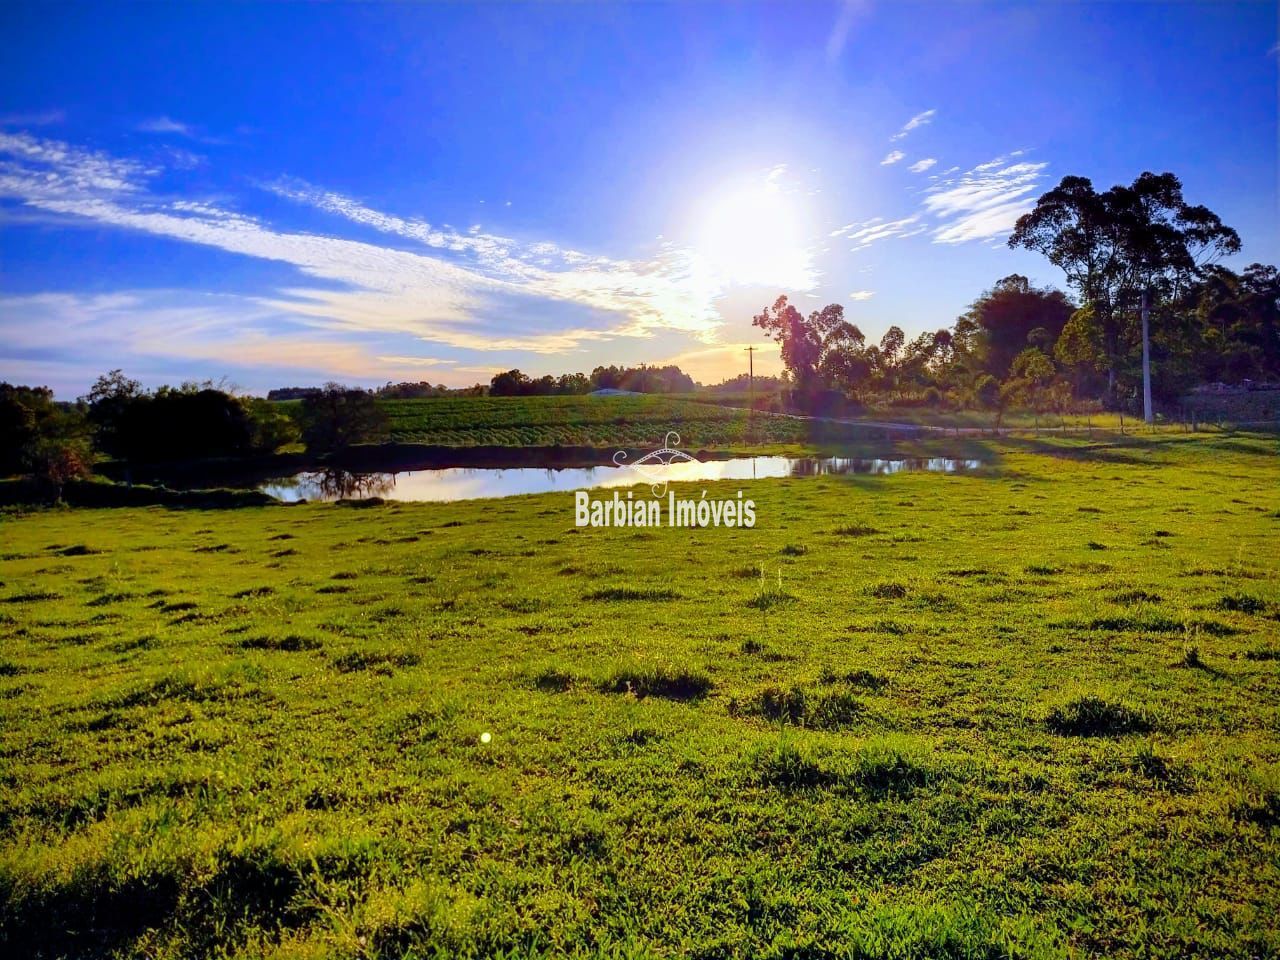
137, 116, 195, 136
972, 155, 1007, 172
0, 132, 729, 363
0, 131, 158, 195
890, 109, 936, 141
848, 290, 875, 301
922, 155, 1049, 244
0, 289, 499, 389
164, 147, 206, 170
845, 215, 925, 251
264, 177, 724, 341
880, 150, 905, 166
908, 158, 937, 173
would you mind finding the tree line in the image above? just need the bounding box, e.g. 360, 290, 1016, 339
270, 363, 698, 400
489, 364, 696, 396
4, 169, 1274, 497
1, 376, 391, 499
756, 171, 1277, 417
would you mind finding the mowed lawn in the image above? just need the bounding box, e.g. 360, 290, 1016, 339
1, 436, 1278, 959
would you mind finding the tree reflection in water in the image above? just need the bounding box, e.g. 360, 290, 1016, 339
288, 469, 396, 501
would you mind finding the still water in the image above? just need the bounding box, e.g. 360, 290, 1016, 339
259, 456, 984, 503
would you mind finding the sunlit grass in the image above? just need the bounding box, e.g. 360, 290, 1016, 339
0, 433, 1277, 957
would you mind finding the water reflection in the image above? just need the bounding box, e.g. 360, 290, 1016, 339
260, 456, 983, 503
270, 469, 397, 501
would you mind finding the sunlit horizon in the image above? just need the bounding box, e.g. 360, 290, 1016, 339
1, 2, 1276, 397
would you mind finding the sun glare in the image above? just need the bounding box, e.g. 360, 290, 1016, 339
691, 176, 814, 292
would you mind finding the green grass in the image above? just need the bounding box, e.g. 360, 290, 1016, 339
1, 433, 1278, 958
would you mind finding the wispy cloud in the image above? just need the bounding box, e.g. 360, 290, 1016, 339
922, 154, 1048, 244
164, 147, 206, 170
880, 150, 905, 166
0, 109, 65, 127
264, 177, 723, 342
848, 290, 875, 301
841, 215, 925, 251
890, 109, 936, 141
908, 158, 937, 173
374, 355, 455, 368
136, 116, 227, 145
137, 116, 195, 136
0, 131, 159, 195
0, 289, 510, 389
825, 0, 872, 62
0, 131, 728, 367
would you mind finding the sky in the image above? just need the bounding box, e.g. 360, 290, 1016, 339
1, 1, 1277, 398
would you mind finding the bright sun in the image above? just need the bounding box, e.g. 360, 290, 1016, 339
691, 175, 814, 291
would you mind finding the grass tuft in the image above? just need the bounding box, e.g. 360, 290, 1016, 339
741, 684, 864, 730
584, 587, 680, 601
240, 634, 322, 652
868, 581, 909, 600
1046, 695, 1152, 737
1112, 589, 1162, 605
1215, 593, 1270, 615
833, 524, 880, 537
599, 664, 712, 701
332, 650, 422, 673
532, 666, 574, 692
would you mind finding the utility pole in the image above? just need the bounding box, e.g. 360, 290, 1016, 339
1141, 288, 1154, 424
745, 345, 756, 410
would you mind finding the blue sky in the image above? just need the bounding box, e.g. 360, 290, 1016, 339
2, 1, 1276, 397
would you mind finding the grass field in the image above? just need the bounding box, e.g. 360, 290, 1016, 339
2, 434, 1279, 958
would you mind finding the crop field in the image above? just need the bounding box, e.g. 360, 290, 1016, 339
373, 395, 824, 447
2, 435, 1279, 958
271, 394, 1260, 451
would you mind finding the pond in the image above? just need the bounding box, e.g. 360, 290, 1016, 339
259, 455, 984, 503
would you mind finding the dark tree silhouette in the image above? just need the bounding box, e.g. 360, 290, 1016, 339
957, 275, 1074, 380
1010, 172, 1240, 394
297, 384, 389, 453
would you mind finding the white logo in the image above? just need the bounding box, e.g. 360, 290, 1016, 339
574, 431, 757, 528
612, 431, 697, 497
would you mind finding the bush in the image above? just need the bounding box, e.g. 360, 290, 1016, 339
245, 399, 300, 452
84, 374, 263, 462
297, 384, 389, 452
24, 437, 91, 501
1, 382, 89, 479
